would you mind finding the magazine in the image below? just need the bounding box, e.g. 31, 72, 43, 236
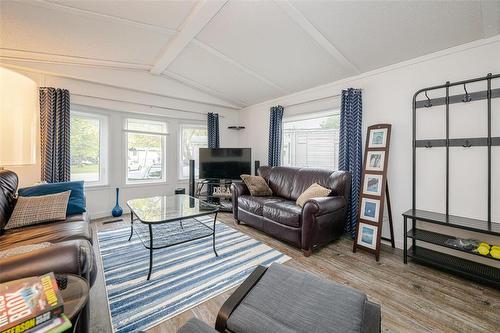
0, 273, 64, 333
28, 314, 71, 333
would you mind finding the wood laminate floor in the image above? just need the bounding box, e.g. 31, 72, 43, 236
90, 213, 500, 333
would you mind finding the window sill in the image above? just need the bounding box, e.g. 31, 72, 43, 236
84, 184, 110, 192
124, 180, 168, 187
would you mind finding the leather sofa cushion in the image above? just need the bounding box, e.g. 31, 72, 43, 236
0, 239, 97, 286
267, 167, 300, 199
263, 200, 302, 228
290, 168, 336, 201
238, 195, 284, 216
0, 218, 92, 251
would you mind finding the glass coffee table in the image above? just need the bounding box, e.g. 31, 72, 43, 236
127, 194, 220, 280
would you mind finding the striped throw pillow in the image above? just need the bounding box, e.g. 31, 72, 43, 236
5, 191, 71, 229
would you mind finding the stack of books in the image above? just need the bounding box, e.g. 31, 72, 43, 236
0, 273, 72, 333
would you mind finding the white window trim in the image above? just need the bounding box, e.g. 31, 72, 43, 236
71, 111, 109, 187
124, 118, 168, 185
283, 109, 339, 123
178, 123, 207, 180
282, 111, 340, 169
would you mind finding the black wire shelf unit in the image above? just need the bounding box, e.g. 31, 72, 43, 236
404, 73, 500, 289
195, 179, 236, 212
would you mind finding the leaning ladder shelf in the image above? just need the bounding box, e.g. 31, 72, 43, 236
404, 73, 500, 289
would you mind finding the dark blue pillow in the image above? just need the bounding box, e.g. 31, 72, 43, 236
18, 181, 86, 216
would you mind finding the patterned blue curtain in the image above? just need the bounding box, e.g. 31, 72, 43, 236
268, 105, 284, 166
339, 88, 363, 238
207, 113, 220, 148
39, 87, 71, 183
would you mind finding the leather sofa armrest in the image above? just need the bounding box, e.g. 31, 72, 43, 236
302, 196, 346, 216
0, 239, 96, 285
231, 182, 250, 220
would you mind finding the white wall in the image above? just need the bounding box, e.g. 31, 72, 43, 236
239, 36, 500, 249
3, 68, 240, 218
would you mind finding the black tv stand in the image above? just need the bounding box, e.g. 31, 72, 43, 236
196, 179, 241, 212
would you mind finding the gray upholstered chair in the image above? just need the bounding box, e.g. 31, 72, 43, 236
178, 263, 381, 333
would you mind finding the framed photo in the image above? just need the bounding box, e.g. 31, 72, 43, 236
360, 197, 380, 222
357, 223, 378, 250
366, 151, 385, 171
363, 174, 383, 196
368, 128, 388, 148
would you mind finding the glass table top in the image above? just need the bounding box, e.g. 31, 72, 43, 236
127, 194, 219, 224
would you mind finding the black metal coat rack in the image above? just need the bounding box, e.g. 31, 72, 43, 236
403, 73, 500, 289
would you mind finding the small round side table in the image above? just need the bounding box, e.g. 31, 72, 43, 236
4, 274, 90, 333
57, 274, 90, 332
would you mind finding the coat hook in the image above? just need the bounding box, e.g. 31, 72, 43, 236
462, 84, 471, 102
462, 139, 472, 148
425, 141, 432, 148
424, 91, 432, 108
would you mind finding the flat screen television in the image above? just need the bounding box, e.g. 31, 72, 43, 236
199, 148, 251, 180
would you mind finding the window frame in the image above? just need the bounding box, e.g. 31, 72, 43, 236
123, 117, 168, 185
281, 110, 340, 169
70, 110, 108, 187
178, 123, 208, 180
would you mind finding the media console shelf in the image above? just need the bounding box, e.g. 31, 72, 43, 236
405, 73, 500, 289
402, 209, 500, 288
196, 179, 236, 212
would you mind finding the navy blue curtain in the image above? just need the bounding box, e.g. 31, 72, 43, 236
207, 113, 220, 148
268, 105, 284, 167
39, 87, 71, 183
339, 88, 363, 238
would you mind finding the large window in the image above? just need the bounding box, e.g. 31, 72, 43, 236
179, 124, 208, 179
70, 112, 108, 185
125, 118, 167, 183
282, 113, 340, 169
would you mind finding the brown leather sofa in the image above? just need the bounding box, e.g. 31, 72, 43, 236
0, 170, 97, 285
232, 166, 351, 256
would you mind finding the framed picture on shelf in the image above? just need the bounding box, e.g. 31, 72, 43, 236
360, 197, 380, 223
366, 151, 385, 171
368, 128, 388, 148
357, 223, 378, 250
363, 174, 383, 196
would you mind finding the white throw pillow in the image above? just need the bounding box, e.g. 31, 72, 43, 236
296, 183, 331, 207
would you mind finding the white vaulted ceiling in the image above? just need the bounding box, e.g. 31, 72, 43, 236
1, 0, 499, 110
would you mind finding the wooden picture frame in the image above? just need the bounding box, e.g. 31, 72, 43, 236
363, 174, 383, 196
353, 124, 394, 261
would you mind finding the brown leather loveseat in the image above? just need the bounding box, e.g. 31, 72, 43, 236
232, 166, 351, 256
0, 170, 97, 285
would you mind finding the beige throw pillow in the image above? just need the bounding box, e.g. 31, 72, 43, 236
296, 183, 331, 207
5, 191, 71, 229
240, 174, 273, 197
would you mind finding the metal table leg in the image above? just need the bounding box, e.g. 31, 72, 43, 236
403, 216, 407, 264
213, 212, 219, 257
147, 224, 154, 280
128, 211, 134, 241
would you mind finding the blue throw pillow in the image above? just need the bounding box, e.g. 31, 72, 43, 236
18, 181, 86, 216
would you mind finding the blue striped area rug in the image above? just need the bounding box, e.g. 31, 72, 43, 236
97, 217, 290, 333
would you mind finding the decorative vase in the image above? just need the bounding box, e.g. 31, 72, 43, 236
112, 187, 123, 217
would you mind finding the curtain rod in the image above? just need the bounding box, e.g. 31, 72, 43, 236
72, 93, 225, 118
284, 93, 341, 108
